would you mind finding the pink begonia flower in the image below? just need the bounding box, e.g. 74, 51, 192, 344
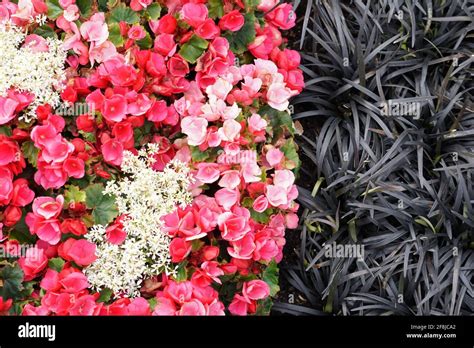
243, 280, 270, 301
195, 163, 220, 184
40, 269, 60, 292
169, 237, 192, 262
196, 18, 220, 40
276, 49, 301, 70
219, 10, 245, 32
285, 212, 299, 229
181, 116, 208, 146
201, 261, 224, 284
59, 0, 74, 9
254, 236, 279, 261
30, 124, 57, 148
265, 3, 296, 30
106, 222, 127, 245
102, 95, 128, 122
22, 34, 49, 52
228, 294, 249, 316
218, 170, 241, 189
242, 76, 263, 96
215, 188, 240, 211
128, 25, 146, 40
146, 100, 168, 122
218, 119, 241, 142
0, 97, 19, 125
181, 3, 208, 28
248, 113, 268, 133
0, 189, 11, 213
63, 4, 79, 22
265, 185, 288, 207
253, 195, 269, 213
241, 162, 262, 183
89, 41, 117, 66
41, 136, 75, 164
257, 0, 279, 12
80, 12, 109, 45
0, 138, 19, 166
166, 281, 193, 304
59, 272, 89, 293
266, 82, 294, 111
18, 247, 48, 281
218, 209, 251, 241
152, 297, 177, 316
206, 301, 225, 315
127, 298, 151, 316
34, 162, 68, 190
127, 93, 153, 116
11, 179, 35, 207
201, 97, 240, 122
69, 295, 97, 315
154, 33, 177, 57
254, 58, 279, 82
206, 78, 233, 100
227, 233, 256, 260
101, 139, 124, 166
11, 0, 34, 21
67, 239, 97, 266
266, 148, 284, 167
273, 169, 295, 190
32, 195, 64, 220
130, 0, 152, 11
178, 299, 206, 316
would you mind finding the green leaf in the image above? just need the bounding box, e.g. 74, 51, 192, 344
0, 126, 12, 136
136, 31, 153, 49
64, 185, 86, 205
146, 3, 161, 20
9, 212, 36, 244
98, 0, 108, 11
175, 262, 188, 281
76, 0, 92, 18
260, 105, 295, 136
46, 0, 63, 19
415, 216, 437, 233
250, 209, 270, 224
108, 23, 124, 47
224, 13, 256, 55
263, 260, 280, 297
280, 138, 301, 172
21, 141, 39, 168
191, 146, 210, 162
85, 184, 119, 226
109, 5, 140, 24
208, 0, 224, 19
98, 288, 113, 303
34, 25, 57, 39
179, 35, 209, 64
0, 264, 24, 299
48, 258, 65, 272
255, 297, 273, 315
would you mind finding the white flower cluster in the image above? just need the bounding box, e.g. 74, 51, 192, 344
84, 144, 194, 298
0, 21, 66, 121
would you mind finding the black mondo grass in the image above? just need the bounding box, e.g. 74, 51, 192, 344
274, 0, 474, 315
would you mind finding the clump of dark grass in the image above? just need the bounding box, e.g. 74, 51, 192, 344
274, 0, 474, 315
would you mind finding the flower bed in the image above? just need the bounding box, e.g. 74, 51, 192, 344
0, 0, 303, 316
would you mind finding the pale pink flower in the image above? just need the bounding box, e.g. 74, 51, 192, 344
181, 116, 208, 146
